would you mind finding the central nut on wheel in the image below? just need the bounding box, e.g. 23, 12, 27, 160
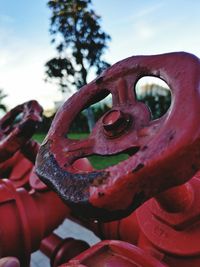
102, 110, 130, 138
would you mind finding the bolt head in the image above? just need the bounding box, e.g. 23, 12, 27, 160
102, 110, 130, 138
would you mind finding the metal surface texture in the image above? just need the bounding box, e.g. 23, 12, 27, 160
36, 52, 200, 221
136, 174, 200, 267
81, 172, 200, 267
61, 240, 166, 267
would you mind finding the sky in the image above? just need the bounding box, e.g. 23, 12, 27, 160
0, 0, 200, 111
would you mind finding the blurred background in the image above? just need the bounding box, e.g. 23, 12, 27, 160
0, 0, 199, 135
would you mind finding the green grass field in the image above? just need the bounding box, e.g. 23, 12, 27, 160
33, 133, 128, 169
33, 133, 46, 143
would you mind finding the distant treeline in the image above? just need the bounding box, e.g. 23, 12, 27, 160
37, 84, 171, 134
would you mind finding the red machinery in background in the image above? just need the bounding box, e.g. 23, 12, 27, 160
0, 100, 88, 266
1, 52, 200, 267
0, 100, 42, 189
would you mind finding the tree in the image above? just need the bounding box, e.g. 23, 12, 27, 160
45, 0, 111, 130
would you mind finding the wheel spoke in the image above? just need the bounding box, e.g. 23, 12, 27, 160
112, 78, 136, 106
63, 138, 94, 167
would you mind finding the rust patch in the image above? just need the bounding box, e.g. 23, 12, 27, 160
168, 133, 174, 141
35, 141, 146, 221
90, 174, 108, 187
167, 130, 176, 142
35, 141, 109, 204
141, 145, 148, 151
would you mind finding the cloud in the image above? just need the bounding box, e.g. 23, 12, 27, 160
0, 9, 62, 110
134, 21, 156, 40
0, 32, 63, 110
112, 2, 164, 27
133, 2, 164, 20
0, 13, 66, 111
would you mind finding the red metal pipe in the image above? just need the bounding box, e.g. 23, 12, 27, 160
0, 179, 70, 267
136, 176, 200, 267
41, 233, 62, 258
40, 233, 89, 267
155, 182, 194, 213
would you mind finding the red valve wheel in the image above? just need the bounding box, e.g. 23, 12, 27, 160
0, 100, 43, 162
36, 52, 200, 221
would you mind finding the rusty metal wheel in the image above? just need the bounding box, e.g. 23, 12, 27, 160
36, 52, 200, 221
